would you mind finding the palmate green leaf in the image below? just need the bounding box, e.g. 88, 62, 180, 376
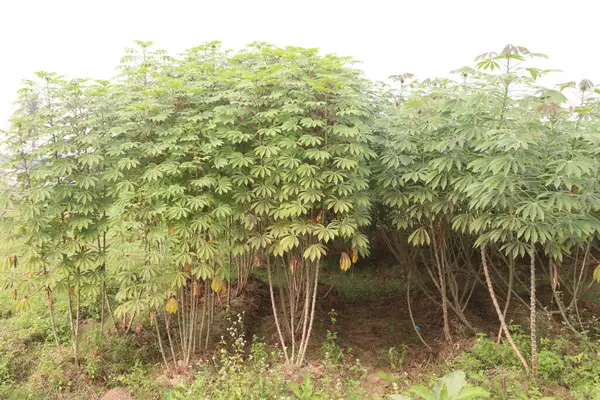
191, 175, 217, 189
516, 201, 545, 222
115, 297, 147, 318
166, 205, 191, 220
228, 152, 255, 168
248, 233, 273, 250
333, 157, 358, 171
300, 117, 324, 128
272, 201, 309, 219
302, 243, 327, 262
169, 268, 189, 288
28, 187, 53, 203
78, 153, 104, 167
254, 145, 280, 158
281, 120, 301, 132
116, 157, 140, 171
141, 165, 163, 182
76, 175, 98, 190
408, 227, 430, 247
211, 203, 233, 219
297, 134, 323, 146
257, 127, 281, 136
196, 239, 219, 260
476, 59, 500, 71
324, 197, 353, 214
299, 176, 323, 190
279, 234, 299, 250
296, 164, 319, 177
114, 180, 136, 194
322, 170, 347, 185
192, 263, 213, 281
187, 194, 213, 210
304, 148, 331, 162
409, 386, 436, 400
500, 241, 529, 259
277, 155, 301, 169
215, 177, 233, 194
313, 223, 338, 243
251, 198, 273, 215
250, 164, 274, 178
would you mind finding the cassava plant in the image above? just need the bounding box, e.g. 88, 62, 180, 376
208, 43, 375, 366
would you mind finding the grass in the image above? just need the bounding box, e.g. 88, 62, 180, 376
1, 267, 600, 399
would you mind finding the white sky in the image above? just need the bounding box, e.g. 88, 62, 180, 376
1, 0, 599, 129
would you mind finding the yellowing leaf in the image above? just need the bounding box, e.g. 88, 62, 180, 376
340, 252, 351, 272
165, 297, 178, 314
289, 256, 300, 273
593, 264, 600, 284
17, 296, 32, 312
211, 276, 224, 293
350, 247, 359, 264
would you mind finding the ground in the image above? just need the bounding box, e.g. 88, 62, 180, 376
2, 263, 600, 399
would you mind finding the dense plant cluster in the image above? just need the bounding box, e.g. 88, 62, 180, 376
1, 41, 600, 385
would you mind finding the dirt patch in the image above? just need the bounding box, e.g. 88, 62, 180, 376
99, 388, 132, 400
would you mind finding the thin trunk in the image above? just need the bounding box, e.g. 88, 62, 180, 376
103, 283, 117, 330
548, 260, 577, 334
66, 288, 75, 341
407, 276, 432, 350
481, 246, 529, 372
568, 245, 590, 312
100, 280, 106, 339
47, 288, 61, 348
204, 290, 214, 350
529, 249, 538, 378
497, 258, 514, 343
298, 259, 320, 366
125, 312, 137, 334
177, 289, 185, 352
267, 257, 290, 364
196, 282, 208, 354
297, 261, 312, 365
164, 311, 178, 369
185, 282, 196, 365
431, 228, 451, 342
155, 312, 170, 371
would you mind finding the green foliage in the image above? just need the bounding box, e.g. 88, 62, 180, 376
455, 332, 526, 372
289, 375, 321, 400
388, 345, 408, 370
389, 371, 489, 400
537, 349, 565, 380
113, 360, 159, 399
451, 331, 600, 399
165, 332, 288, 400
3, 39, 600, 399
322, 309, 344, 364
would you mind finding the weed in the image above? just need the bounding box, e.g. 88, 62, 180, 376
289, 375, 320, 400
389, 370, 489, 400
388, 345, 408, 370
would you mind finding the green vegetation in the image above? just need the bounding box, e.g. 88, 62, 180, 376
1, 41, 600, 399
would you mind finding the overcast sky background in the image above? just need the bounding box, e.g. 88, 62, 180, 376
1, 0, 599, 130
